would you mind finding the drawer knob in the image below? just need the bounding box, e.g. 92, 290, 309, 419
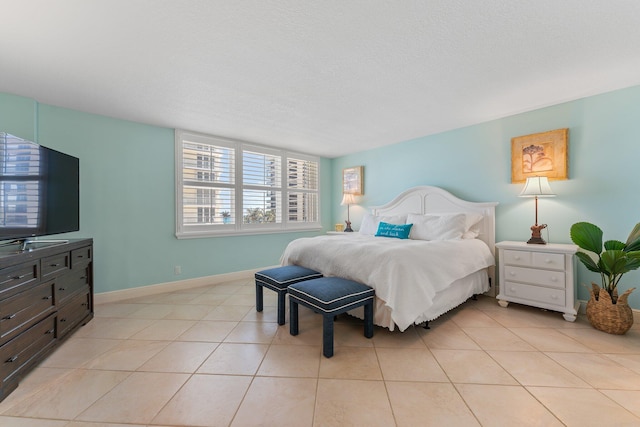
550, 276, 558, 282
42, 296, 52, 300
550, 295, 558, 300
5, 356, 18, 363
50, 263, 60, 267
2, 313, 16, 320
509, 271, 516, 276
12, 274, 27, 280
514, 256, 521, 260
59, 287, 67, 291
510, 287, 516, 292
46, 329, 54, 334
545, 259, 552, 264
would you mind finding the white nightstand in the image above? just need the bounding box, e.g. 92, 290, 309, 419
496, 241, 579, 322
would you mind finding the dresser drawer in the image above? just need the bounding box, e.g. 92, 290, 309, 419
0, 261, 40, 300
0, 281, 55, 344
0, 314, 56, 385
57, 289, 91, 338
504, 266, 565, 289
71, 246, 92, 268
55, 267, 91, 304
504, 281, 566, 307
41, 252, 70, 278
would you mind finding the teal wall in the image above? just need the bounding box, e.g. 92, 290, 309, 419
332, 84, 640, 308
0, 93, 332, 293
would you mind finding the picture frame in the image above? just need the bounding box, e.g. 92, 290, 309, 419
343, 166, 363, 195
511, 128, 568, 183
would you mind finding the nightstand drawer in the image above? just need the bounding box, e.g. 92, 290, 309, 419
504, 266, 565, 288
531, 252, 565, 270
504, 281, 566, 306
503, 250, 532, 267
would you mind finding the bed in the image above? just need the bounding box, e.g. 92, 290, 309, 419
280, 186, 498, 331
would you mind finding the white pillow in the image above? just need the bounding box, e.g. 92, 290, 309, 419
359, 214, 407, 235
407, 213, 468, 241
458, 212, 484, 239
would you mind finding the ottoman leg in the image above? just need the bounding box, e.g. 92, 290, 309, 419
289, 299, 299, 336
256, 283, 263, 312
277, 290, 286, 325
323, 315, 334, 358
364, 300, 373, 339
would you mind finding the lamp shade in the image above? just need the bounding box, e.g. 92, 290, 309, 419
519, 176, 556, 198
341, 193, 357, 205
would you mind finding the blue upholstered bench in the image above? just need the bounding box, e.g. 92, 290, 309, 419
255, 265, 322, 325
288, 277, 375, 358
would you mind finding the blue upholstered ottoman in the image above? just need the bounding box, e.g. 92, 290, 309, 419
288, 277, 375, 358
255, 265, 322, 325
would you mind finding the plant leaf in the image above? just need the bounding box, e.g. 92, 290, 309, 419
575, 251, 600, 272
600, 250, 629, 275
570, 222, 603, 254
604, 240, 625, 251
625, 223, 640, 252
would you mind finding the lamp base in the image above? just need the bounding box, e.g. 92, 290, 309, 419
344, 220, 353, 232
526, 224, 547, 244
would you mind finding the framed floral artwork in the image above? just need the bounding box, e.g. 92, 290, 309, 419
343, 166, 363, 195
511, 128, 568, 183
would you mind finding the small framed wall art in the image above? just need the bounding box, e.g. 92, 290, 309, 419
511, 128, 568, 183
343, 166, 363, 195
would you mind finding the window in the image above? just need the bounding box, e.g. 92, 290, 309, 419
176, 130, 320, 238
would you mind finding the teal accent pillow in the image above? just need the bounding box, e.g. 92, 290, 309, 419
375, 221, 413, 239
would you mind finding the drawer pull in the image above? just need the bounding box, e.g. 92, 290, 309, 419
50, 263, 60, 267
2, 313, 16, 320
42, 295, 52, 300
81, 303, 89, 307
550, 295, 558, 300
59, 287, 67, 291
80, 276, 87, 280
550, 276, 558, 282
60, 318, 67, 322
12, 274, 27, 280
5, 356, 18, 363
77, 255, 84, 258
509, 271, 516, 276
514, 255, 521, 260
46, 329, 54, 334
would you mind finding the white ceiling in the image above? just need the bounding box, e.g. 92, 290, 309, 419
2, 1, 640, 158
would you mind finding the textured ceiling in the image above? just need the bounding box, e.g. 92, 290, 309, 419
2, 1, 640, 158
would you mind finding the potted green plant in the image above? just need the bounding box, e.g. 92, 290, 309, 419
570, 221, 640, 334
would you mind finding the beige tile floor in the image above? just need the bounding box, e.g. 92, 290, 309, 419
1, 278, 640, 426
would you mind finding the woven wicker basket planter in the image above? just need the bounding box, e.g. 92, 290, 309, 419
585, 283, 635, 335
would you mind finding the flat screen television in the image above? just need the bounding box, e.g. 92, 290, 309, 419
0, 132, 79, 243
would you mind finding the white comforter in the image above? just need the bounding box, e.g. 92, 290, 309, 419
280, 234, 495, 331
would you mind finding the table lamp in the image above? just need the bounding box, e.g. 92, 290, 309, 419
340, 193, 357, 232
519, 176, 555, 244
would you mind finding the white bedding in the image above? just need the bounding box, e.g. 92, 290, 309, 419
280, 233, 495, 331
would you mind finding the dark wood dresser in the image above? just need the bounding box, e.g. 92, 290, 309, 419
0, 238, 93, 401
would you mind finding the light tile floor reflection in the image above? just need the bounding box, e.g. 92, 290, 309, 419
1, 278, 639, 426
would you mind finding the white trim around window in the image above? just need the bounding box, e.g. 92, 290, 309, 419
175, 130, 321, 238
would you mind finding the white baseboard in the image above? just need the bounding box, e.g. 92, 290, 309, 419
94, 266, 275, 305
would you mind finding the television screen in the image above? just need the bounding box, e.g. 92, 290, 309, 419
0, 132, 79, 241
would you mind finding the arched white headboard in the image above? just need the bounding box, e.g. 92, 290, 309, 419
371, 186, 499, 287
